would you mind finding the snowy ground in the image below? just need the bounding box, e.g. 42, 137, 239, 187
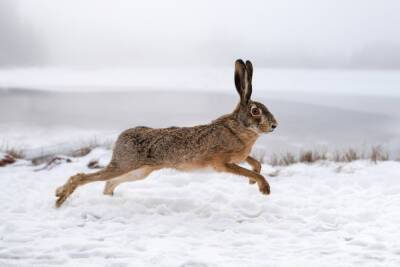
1, 148, 400, 267
1, 67, 399, 266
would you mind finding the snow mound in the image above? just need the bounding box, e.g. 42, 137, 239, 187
0, 150, 399, 267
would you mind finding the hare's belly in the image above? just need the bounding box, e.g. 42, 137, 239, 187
172, 147, 252, 170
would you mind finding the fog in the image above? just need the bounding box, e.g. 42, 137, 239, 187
1, 0, 400, 157
1, 0, 400, 68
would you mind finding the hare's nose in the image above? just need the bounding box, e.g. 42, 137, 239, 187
271, 123, 277, 129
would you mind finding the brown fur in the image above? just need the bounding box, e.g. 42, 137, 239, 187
55, 59, 278, 208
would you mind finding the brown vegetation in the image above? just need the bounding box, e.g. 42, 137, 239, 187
34, 156, 72, 171
264, 146, 391, 166
87, 159, 104, 169
0, 140, 395, 170
31, 139, 113, 166
299, 150, 328, 163
0, 144, 25, 159
370, 146, 389, 163
0, 154, 16, 167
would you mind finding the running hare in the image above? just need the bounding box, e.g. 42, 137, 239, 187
55, 59, 277, 207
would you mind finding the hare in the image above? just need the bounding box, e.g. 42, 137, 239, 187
55, 59, 278, 207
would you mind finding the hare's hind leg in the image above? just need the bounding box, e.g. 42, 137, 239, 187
103, 166, 154, 196
245, 156, 262, 184
55, 165, 125, 208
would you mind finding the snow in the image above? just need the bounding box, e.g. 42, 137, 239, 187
1, 89, 400, 160
1, 67, 399, 266
1, 148, 400, 267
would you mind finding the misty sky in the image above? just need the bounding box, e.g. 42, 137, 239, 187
1, 0, 400, 68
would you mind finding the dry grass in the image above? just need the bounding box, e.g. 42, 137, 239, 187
34, 156, 72, 171
31, 138, 113, 166
254, 150, 267, 164
333, 149, 362, 162
265, 146, 392, 166
370, 146, 389, 163
87, 159, 104, 169
5, 148, 25, 159
0, 139, 395, 169
299, 150, 328, 163
0, 144, 25, 167
68, 138, 111, 157
0, 144, 25, 159
0, 139, 111, 167
31, 142, 96, 165
281, 153, 297, 166
268, 154, 279, 166
0, 154, 16, 167
268, 152, 297, 166
69, 146, 93, 157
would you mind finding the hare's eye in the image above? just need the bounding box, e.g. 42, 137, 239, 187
251, 107, 261, 116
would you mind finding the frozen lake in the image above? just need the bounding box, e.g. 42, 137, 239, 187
0, 68, 399, 158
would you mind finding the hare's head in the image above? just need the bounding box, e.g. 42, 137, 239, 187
233, 59, 277, 134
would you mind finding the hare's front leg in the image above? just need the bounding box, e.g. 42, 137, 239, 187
215, 163, 270, 195
245, 156, 261, 184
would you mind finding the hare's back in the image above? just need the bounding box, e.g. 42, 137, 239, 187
111, 125, 206, 166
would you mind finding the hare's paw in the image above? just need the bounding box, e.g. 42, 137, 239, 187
55, 184, 66, 197
55, 184, 72, 208
103, 181, 115, 196
55, 185, 76, 208
55, 194, 68, 208
55, 179, 79, 207
258, 181, 270, 195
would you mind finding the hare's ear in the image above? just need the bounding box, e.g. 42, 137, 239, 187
234, 59, 251, 105
245, 60, 253, 83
